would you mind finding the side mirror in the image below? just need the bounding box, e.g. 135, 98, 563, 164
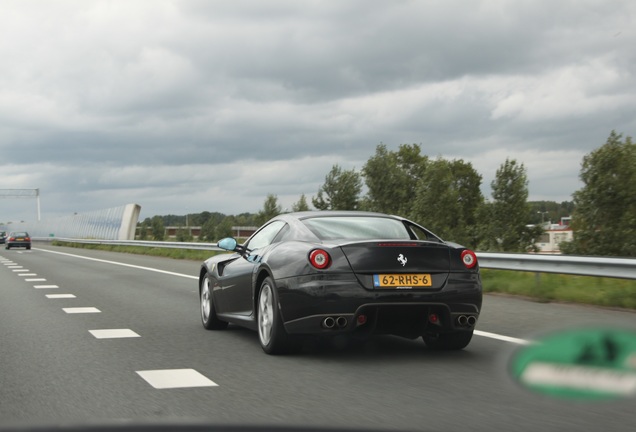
217, 237, 238, 251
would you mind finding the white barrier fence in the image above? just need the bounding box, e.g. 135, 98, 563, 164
2, 204, 141, 240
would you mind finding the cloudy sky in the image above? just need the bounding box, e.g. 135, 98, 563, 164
1, 0, 634, 223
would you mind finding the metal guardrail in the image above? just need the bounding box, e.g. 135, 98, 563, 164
476, 252, 636, 280
36, 238, 636, 280
41, 238, 221, 251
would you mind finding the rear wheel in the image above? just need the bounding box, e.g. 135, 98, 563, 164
423, 330, 473, 350
258, 277, 294, 354
200, 273, 228, 330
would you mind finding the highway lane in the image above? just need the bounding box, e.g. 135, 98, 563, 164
1, 244, 635, 431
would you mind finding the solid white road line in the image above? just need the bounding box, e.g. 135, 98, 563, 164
474, 330, 532, 345
36, 248, 198, 280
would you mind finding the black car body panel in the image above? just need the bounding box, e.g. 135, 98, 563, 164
199, 211, 482, 349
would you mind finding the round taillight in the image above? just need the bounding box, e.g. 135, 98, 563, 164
461, 250, 477, 269
309, 249, 331, 269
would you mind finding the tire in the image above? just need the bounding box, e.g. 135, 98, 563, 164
423, 330, 473, 350
257, 277, 294, 355
200, 273, 228, 330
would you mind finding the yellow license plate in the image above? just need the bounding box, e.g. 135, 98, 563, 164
374, 274, 432, 288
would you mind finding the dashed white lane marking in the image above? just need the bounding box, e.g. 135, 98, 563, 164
63, 307, 101, 314
89, 329, 140, 339
46, 294, 76, 299
34, 285, 59, 289
13, 269, 29, 272
474, 330, 532, 345
36, 248, 198, 280
136, 369, 218, 389
18, 273, 37, 276
25, 278, 46, 282
8, 266, 23, 269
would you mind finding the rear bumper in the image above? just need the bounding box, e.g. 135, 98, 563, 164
6, 242, 31, 248
277, 272, 482, 336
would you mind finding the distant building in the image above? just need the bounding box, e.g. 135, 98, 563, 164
535, 217, 573, 254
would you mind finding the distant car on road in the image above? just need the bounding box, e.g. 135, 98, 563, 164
5, 231, 31, 250
198, 211, 482, 354
0, 231, 7, 244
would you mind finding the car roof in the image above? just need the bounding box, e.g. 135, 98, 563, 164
275, 210, 403, 221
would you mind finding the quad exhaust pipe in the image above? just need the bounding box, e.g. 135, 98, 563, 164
456, 315, 477, 328
322, 316, 348, 329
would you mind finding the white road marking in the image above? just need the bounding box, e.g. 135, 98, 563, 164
13, 269, 29, 272
136, 369, 218, 389
46, 294, 76, 299
89, 329, 140, 339
63, 307, 101, 314
18, 273, 37, 276
36, 248, 198, 280
88, 329, 141, 339
474, 330, 533, 345
8, 266, 23, 268
34, 285, 59, 289
25, 278, 46, 282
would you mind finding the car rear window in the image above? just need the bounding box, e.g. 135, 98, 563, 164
302, 216, 411, 241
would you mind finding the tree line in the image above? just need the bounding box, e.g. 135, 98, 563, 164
139, 131, 634, 257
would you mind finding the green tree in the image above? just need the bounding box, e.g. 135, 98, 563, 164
528, 201, 575, 225
312, 164, 362, 210
410, 158, 483, 247
215, 216, 235, 240
175, 225, 193, 242
256, 194, 282, 225
562, 131, 636, 256
292, 194, 310, 212
200, 218, 216, 242
362, 143, 428, 215
486, 158, 538, 252
151, 216, 165, 241
137, 219, 149, 240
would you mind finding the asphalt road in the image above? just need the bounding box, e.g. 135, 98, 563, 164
1, 244, 635, 431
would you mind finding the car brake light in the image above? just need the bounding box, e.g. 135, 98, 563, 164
461, 250, 477, 269
309, 249, 331, 269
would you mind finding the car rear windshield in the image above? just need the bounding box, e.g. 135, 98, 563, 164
302, 216, 411, 241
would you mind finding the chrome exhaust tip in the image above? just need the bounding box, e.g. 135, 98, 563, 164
322, 317, 336, 329
336, 316, 348, 328
467, 315, 477, 326
457, 315, 468, 326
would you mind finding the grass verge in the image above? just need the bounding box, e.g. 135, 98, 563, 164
51, 241, 222, 261
481, 269, 636, 310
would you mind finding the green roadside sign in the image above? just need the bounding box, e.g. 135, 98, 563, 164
510, 327, 636, 400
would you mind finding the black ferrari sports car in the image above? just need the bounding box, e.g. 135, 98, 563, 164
199, 211, 482, 354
